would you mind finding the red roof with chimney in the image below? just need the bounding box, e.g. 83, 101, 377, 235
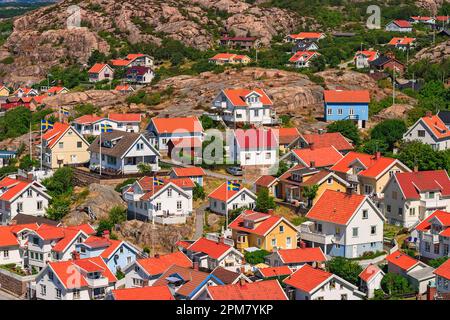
222, 88, 273, 107
136, 251, 192, 276
277, 247, 327, 264
301, 132, 353, 151
283, 264, 333, 293
234, 129, 278, 150
306, 190, 366, 225
187, 237, 233, 260
112, 286, 175, 300
324, 90, 370, 103
208, 279, 288, 300
395, 170, 450, 200
386, 250, 419, 271
229, 210, 287, 236
292, 146, 343, 168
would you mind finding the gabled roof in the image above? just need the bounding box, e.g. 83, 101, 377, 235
258, 266, 292, 278
283, 264, 333, 293
150, 116, 203, 134
211, 267, 242, 284
289, 32, 325, 40
126, 53, 146, 61
434, 259, 450, 280
255, 175, 278, 188
291, 146, 343, 168
208, 182, 255, 203
395, 170, 450, 200
390, 20, 412, 28
324, 90, 370, 103
187, 237, 234, 260
419, 114, 450, 139
273, 127, 301, 145
234, 129, 278, 150
42, 122, 70, 148
207, 279, 288, 300
359, 264, 383, 283
388, 37, 416, 45
222, 88, 273, 107
415, 210, 450, 233
0, 226, 21, 247
47, 86, 68, 94
229, 210, 295, 237
110, 59, 131, 67
0, 177, 32, 201
289, 51, 318, 63
73, 114, 103, 124
210, 53, 249, 61
112, 286, 174, 300
354, 50, 379, 62
114, 84, 134, 91
386, 250, 420, 271
135, 176, 194, 201
171, 166, 206, 178
108, 113, 142, 122
306, 190, 367, 225
136, 252, 192, 276
88, 63, 111, 74
277, 247, 326, 264
301, 132, 353, 151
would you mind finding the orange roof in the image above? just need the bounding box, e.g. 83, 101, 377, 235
171, 166, 206, 177
388, 37, 416, 45
292, 146, 343, 168
290, 32, 324, 40
99, 239, 123, 258
420, 115, 450, 139
284, 264, 332, 293
289, 51, 318, 63
255, 175, 277, 187
47, 86, 67, 94
210, 53, 237, 60
416, 210, 450, 232
137, 176, 195, 201
42, 122, 70, 148
108, 113, 142, 122
396, 171, 450, 200
386, 250, 419, 271
223, 88, 273, 107
170, 137, 202, 148
151, 116, 202, 134
73, 114, 103, 124
67, 223, 96, 235
115, 84, 133, 91
88, 63, 109, 74
188, 237, 233, 260
136, 251, 192, 276
229, 210, 284, 236
0, 177, 30, 201
110, 59, 130, 67
359, 264, 383, 283
392, 19, 412, 28
208, 182, 244, 202
434, 259, 450, 280
354, 50, 379, 62
112, 286, 174, 300
301, 132, 353, 151
277, 247, 326, 264
274, 127, 300, 145
126, 53, 145, 61
258, 266, 292, 278
0, 226, 19, 247
324, 90, 370, 103
208, 279, 288, 300
331, 151, 398, 178
51, 229, 83, 253
306, 190, 366, 225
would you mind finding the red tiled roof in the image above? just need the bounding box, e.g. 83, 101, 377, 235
110, 59, 131, 67
436, 16, 449, 22
302, 132, 353, 151
51, 229, 82, 253
188, 237, 232, 260
223, 88, 273, 107
289, 51, 318, 63
255, 175, 277, 187
359, 264, 382, 283
278, 247, 326, 264
47, 86, 67, 94
208, 182, 249, 202
88, 63, 109, 74
416, 210, 450, 232
210, 53, 238, 60
151, 116, 202, 134
292, 146, 343, 168
112, 286, 175, 300
306, 190, 366, 225
411, 16, 432, 21
354, 50, 379, 62
172, 166, 206, 177
324, 90, 370, 103
73, 114, 103, 124
386, 250, 418, 271
396, 170, 450, 200
392, 19, 412, 28
273, 127, 300, 145
0, 177, 30, 201
115, 84, 133, 91
136, 251, 192, 276
283, 264, 332, 293
388, 37, 416, 45
126, 53, 145, 61
170, 137, 202, 148
0, 227, 19, 247
99, 239, 123, 258
289, 32, 324, 40
176, 240, 192, 250
234, 129, 278, 150
42, 122, 70, 148
258, 266, 292, 278
208, 279, 288, 300
331, 151, 399, 178
420, 115, 450, 139
67, 224, 96, 235
137, 176, 195, 201
229, 210, 283, 236
108, 113, 142, 122
434, 259, 450, 280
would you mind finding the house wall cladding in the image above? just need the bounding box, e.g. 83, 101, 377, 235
0, 268, 35, 297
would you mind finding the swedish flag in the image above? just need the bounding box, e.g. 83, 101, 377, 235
227, 181, 240, 191
153, 177, 164, 186
41, 119, 54, 130
61, 107, 70, 116
100, 124, 113, 133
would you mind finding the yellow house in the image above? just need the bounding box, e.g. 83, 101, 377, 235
300, 170, 350, 205
229, 210, 298, 253
0, 85, 10, 97
42, 122, 90, 169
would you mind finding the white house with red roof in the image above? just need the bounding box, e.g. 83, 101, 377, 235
207, 182, 256, 215
286, 32, 326, 42
301, 190, 385, 258
209, 53, 251, 65
114, 84, 135, 93
185, 237, 245, 273
88, 63, 114, 82
206, 279, 288, 300
0, 223, 39, 266
383, 170, 450, 227
403, 112, 450, 151
13, 87, 38, 98
414, 210, 450, 260
210, 88, 277, 125
111, 53, 154, 68
46, 86, 69, 96
123, 251, 192, 288
358, 264, 384, 298
289, 51, 320, 68
73, 113, 142, 136
434, 259, 450, 299
231, 129, 279, 167
123, 176, 194, 224
0, 176, 51, 224
331, 151, 411, 198
283, 264, 365, 300
34, 256, 117, 300
126, 66, 154, 84
146, 116, 203, 151
294, 131, 354, 153
169, 166, 206, 186
265, 247, 327, 270
388, 37, 416, 50
354, 50, 380, 69
386, 20, 413, 32
283, 145, 343, 168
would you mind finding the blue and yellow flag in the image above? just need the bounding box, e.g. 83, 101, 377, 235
100, 124, 113, 133
61, 107, 70, 116
227, 180, 240, 191
153, 177, 164, 186
41, 119, 54, 130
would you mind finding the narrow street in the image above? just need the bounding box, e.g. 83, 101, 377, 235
194, 203, 209, 240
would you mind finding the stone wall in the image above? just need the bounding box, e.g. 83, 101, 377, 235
0, 268, 35, 298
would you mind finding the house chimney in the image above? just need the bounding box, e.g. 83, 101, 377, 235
426, 284, 436, 300
9, 220, 17, 226
267, 209, 274, 215
154, 253, 160, 259
193, 261, 199, 271
103, 230, 110, 240
71, 251, 80, 260
309, 142, 315, 150
165, 114, 170, 118
374, 151, 381, 160
240, 266, 245, 274
426, 110, 432, 118
346, 186, 354, 195
413, 166, 418, 172
299, 241, 306, 249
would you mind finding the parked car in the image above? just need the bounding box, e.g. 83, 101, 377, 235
226, 166, 243, 176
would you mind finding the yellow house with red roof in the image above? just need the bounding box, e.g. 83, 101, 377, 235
229, 210, 298, 253
0, 84, 10, 97
42, 122, 90, 169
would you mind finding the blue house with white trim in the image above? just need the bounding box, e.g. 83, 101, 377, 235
323, 90, 370, 128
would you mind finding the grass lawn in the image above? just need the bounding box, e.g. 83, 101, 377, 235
384, 224, 402, 239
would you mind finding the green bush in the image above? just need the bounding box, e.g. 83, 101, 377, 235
381, 272, 414, 296
326, 257, 362, 285
244, 250, 270, 265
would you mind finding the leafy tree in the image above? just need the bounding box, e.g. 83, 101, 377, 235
255, 189, 276, 213
114, 178, 137, 193
244, 249, 270, 265
96, 219, 113, 235
74, 103, 100, 118
275, 161, 290, 177
137, 162, 154, 175
359, 139, 389, 155
428, 256, 449, 268
199, 115, 215, 130
301, 184, 319, 207
42, 167, 74, 197
370, 119, 407, 151
327, 120, 360, 146
108, 206, 127, 225
381, 272, 413, 296
88, 50, 107, 65
19, 155, 39, 170
45, 196, 71, 221
193, 182, 206, 201
397, 141, 449, 171
325, 257, 363, 285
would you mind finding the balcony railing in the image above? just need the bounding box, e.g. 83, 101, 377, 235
299, 223, 335, 245
423, 232, 440, 244
86, 276, 109, 288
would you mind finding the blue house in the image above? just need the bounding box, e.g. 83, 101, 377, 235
0, 150, 16, 168
75, 232, 141, 274
323, 90, 370, 128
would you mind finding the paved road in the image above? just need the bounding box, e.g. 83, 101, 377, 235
0, 290, 18, 300
194, 203, 209, 240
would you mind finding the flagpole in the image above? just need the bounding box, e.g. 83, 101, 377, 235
29, 122, 32, 159
99, 130, 102, 176
225, 179, 228, 230
40, 123, 43, 171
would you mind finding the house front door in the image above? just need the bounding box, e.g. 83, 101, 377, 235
352, 245, 358, 258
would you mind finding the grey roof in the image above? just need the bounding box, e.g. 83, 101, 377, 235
88, 130, 144, 158
407, 266, 435, 281
437, 110, 450, 125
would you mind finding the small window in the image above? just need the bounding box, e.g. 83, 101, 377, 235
37, 201, 43, 211
371, 225, 377, 235
327, 108, 332, 115
338, 109, 343, 115
40, 285, 46, 296
77, 141, 82, 148
279, 225, 284, 233
362, 210, 368, 219
56, 288, 62, 299
58, 142, 64, 149
418, 130, 425, 137
327, 178, 332, 185
352, 227, 359, 237
167, 188, 172, 198
177, 201, 182, 210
